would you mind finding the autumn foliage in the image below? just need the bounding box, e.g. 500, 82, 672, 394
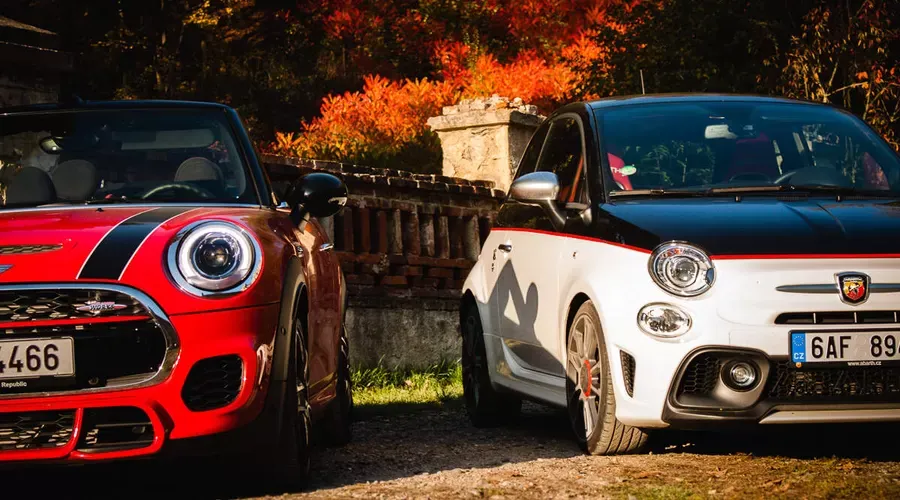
265, 0, 636, 169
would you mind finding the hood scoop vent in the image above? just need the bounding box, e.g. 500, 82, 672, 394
0, 244, 64, 256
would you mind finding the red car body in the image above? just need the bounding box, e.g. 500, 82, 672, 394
0, 100, 351, 484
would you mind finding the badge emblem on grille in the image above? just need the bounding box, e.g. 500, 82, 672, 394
0, 265, 11, 275
76, 301, 128, 314
837, 272, 869, 305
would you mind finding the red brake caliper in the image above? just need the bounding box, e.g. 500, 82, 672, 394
583, 359, 592, 398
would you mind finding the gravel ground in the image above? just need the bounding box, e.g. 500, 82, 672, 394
17, 401, 900, 499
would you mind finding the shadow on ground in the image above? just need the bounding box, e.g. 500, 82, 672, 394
12, 397, 900, 499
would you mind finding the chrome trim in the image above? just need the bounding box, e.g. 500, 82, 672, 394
319, 242, 334, 252
776, 283, 900, 293
165, 220, 264, 298
0, 283, 180, 400
0, 265, 11, 275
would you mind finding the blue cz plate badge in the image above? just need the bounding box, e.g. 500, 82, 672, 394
791, 332, 806, 364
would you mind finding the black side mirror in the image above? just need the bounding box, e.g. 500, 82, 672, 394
285, 172, 348, 226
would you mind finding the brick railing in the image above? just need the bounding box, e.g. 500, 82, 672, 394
262, 154, 505, 367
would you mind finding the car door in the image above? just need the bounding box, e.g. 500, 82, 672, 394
493, 115, 589, 377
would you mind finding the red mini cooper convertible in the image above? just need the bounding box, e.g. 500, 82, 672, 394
0, 99, 352, 486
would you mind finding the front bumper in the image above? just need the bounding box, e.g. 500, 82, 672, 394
591, 257, 900, 429
0, 291, 279, 464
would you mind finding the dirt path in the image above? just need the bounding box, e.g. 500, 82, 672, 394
17, 401, 900, 499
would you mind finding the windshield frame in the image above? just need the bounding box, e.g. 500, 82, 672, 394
592, 99, 900, 201
0, 104, 271, 210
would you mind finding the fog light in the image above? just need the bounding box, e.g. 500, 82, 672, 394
724, 361, 758, 391
637, 303, 692, 338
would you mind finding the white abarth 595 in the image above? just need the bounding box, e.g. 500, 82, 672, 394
460, 93, 900, 454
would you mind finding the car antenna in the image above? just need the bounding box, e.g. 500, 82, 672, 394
640, 70, 646, 95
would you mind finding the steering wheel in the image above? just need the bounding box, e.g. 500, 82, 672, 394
140, 183, 216, 200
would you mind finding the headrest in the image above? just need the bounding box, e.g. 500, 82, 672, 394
175, 157, 223, 183
51, 159, 98, 201
4, 167, 57, 207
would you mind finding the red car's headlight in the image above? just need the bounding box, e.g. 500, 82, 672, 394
167, 221, 262, 297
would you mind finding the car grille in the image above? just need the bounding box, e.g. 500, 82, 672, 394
765, 361, 900, 402
0, 410, 75, 451
182, 355, 244, 411
775, 311, 900, 325
0, 320, 168, 395
0, 244, 62, 255
0, 289, 148, 324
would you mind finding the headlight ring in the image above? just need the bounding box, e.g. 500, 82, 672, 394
167, 220, 262, 297
648, 241, 715, 297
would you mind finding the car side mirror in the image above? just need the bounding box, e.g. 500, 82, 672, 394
285, 172, 348, 227
508, 171, 566, 230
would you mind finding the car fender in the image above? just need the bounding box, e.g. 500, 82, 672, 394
462, 258, 495, 335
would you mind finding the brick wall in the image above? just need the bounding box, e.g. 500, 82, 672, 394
262, 155, 505, 368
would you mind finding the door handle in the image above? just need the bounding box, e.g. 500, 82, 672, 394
319, 242, 334, 252
498, 243, 512, 253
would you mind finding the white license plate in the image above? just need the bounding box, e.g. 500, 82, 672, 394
790, 331, 900, 366
0, 338, 75, 379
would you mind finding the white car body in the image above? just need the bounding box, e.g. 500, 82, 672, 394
460, 95, 900, 446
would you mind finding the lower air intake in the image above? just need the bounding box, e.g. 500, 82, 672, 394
620, 351, 636, 397
77, 407, 154, 452
182, 355, 243, 411
0, 410, 75, 451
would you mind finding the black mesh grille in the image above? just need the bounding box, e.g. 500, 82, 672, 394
678, 353, 721, 397
0, 411, 75, 451
182, 355, 243, 411
621, 351, 636, 397
77, 407, 154, 452
0, 320, 167, 395
0, 289, 148, 323
0, 244, 63, 255
765, 361, 900, 402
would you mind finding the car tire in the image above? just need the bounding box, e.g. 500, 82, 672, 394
461, 300, 522, 427
565, 300, 648, 455
322, 327, 353, 446
265, 300, 312, 490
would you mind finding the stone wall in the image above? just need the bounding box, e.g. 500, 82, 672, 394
262, 155, 505, 369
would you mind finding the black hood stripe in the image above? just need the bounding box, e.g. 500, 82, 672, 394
78, 207, 194, 280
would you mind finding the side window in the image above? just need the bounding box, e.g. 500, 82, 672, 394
513, 120, 550, 179
536, 117, 587, 205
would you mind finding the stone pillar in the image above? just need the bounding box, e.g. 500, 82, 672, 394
426, 95, 545, 193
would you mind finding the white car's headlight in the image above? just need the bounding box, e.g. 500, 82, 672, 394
167, 221, 261, 296
648, 241, 715, 297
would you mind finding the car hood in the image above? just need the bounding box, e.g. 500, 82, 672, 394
0, 205, 292, 315
602, 197, 900, 256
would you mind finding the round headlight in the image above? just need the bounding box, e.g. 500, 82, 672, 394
168, 221, 260, 295
648, 242, 715, 297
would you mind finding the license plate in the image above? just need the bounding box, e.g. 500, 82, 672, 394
790, 331, 900, 367
0, 338, 75, 381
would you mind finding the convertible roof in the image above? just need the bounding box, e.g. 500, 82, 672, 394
0, 99, 232, 115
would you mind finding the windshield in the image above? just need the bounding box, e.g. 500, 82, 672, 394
0, 108, 258, 208
597, 101, 900, 195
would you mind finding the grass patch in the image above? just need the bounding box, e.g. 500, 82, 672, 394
351, 360, 463, 415
612, 484, 705, 500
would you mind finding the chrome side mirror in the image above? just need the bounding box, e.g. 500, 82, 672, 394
508, 171, 566, 230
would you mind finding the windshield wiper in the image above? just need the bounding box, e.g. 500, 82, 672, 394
608, 188, 711, 198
